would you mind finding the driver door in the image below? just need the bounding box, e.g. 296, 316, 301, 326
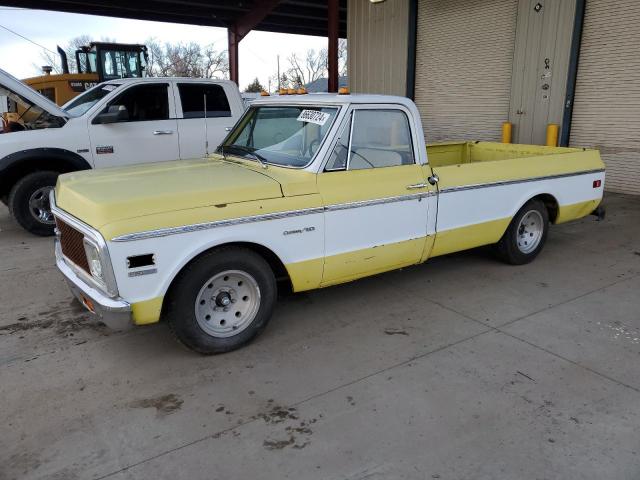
317, 106, 433, 286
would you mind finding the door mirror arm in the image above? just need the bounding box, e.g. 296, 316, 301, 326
93, 105, 129, 124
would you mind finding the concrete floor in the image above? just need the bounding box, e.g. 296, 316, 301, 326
1, 193, 639, 480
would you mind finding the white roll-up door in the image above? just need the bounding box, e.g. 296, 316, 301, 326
570, 0, 640, 194
414, 0, 519, 143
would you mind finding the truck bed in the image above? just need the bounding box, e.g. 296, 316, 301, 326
427, 141, 586, 167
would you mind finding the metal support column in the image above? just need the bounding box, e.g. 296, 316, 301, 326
327, 0, 339, 92
228, 27, 239, 85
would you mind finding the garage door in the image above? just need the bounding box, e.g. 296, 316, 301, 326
414, 0, 519, 143
570, 0, 640, 194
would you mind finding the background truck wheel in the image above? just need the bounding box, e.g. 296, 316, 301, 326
166, 247, 277, 354
8, 171, 59, 236
495, 199, 549, 265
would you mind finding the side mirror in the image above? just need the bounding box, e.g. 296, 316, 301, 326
93, 105, 128, 124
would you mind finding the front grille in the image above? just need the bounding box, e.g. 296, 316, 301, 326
56, 218, 90, 274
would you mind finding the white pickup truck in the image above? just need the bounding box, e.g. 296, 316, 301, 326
51, 93, 605, 354
0, 68, 245, 235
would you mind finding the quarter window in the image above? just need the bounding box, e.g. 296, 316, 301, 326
325, 113, 352, 171
178, 84, 231, 118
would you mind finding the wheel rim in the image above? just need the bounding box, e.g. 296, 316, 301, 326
516, 210, 544, 254
194, 270, 261, 338
28, 186, 55, 225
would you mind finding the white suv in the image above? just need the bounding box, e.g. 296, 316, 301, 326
0, 69, 245, 235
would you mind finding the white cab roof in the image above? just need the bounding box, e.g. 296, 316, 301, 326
252, 93, 416, 108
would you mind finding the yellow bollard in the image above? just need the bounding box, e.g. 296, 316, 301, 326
546, 124, 559, 147
501, 122, 512, 144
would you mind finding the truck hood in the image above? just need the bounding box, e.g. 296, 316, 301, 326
0, 68, 69, 119
55, 158, 284, 229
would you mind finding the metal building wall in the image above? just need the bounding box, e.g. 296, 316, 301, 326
414, 0, 518, 142
570, 0, 640, 195
347, 0, 409, 96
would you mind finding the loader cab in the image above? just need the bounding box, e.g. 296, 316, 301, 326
75, 42, 149, 82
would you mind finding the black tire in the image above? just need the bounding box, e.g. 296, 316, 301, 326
8, 171, 59, 236
166, 247, 277, 354
495, 199, 549, 265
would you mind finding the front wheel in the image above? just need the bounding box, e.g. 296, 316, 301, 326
166, 247, 277, 354
8, 171, 59, 236
495, 199, 549, 265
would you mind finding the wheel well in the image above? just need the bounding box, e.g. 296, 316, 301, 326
161, 242, 292, 318
532, 194, 559, 223
0, 152, 90, 197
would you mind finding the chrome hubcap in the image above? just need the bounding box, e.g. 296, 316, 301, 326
517, 210, 544, 254
194, 270, 261, 338
28, 186, 55, 224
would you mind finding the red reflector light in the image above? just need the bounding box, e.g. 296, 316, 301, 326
593, 180, 602, 188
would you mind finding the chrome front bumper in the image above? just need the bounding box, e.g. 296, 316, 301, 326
55, 241, 133, 330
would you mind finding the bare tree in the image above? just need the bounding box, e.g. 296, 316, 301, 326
338, 38, 348, 77
282, 38, 348, 88
36, 34, 93, 74
286, 48, 327, 86
146, 38, 228, 78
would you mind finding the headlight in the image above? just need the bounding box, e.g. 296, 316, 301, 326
83, 239, 105, 283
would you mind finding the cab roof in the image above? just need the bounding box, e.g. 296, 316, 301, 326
251, 93, 416, 108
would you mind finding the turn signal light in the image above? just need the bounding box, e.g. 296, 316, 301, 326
593, 180, 602, 188
338, 86, 350, 95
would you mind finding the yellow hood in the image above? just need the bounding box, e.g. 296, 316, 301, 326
55, 157, 284, 229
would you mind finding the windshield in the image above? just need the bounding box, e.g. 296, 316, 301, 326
221, 105, 339, 168
0, 86, 64, 132
63, 83, 120, 116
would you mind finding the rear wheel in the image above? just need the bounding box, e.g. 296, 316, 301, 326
495, 199, 549, 265
8, 171, 59, 236
166, 247, 277, 354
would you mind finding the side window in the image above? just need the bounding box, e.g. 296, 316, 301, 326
348, 110, 415, 170
325, 113, 352, 171
105, 84, 169, 122
178, 84, 231, 118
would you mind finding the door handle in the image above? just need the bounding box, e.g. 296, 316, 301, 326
406, 183, 427, 190
225, 127, 232, 132
428, 174, 439, 185
153, 130, 174, 135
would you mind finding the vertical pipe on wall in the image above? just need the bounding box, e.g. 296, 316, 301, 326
560, 0, 586, 146
406, 0, 418, 99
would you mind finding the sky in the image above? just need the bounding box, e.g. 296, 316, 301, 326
0, 6, 328, 91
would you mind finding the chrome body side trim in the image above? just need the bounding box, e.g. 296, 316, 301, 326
113, 192, 434, 242
113, 206, 326, 242
111, 168, 604, 243
325, 191, 433, 212
438, 169, 605, 194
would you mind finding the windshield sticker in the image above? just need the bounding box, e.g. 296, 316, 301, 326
297, 110, 330, 126
102, 85, 117, 92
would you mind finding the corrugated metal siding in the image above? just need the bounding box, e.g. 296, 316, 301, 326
347, 0, 408, 96
570, 0, 640, 194
414, 0, 518, 142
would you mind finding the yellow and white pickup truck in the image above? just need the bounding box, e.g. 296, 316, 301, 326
51, 94, 605, 353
